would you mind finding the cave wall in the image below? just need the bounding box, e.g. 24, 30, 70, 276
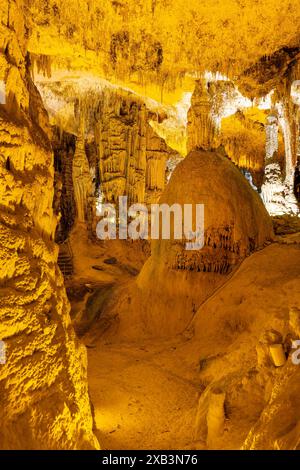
0, 0, 98, 449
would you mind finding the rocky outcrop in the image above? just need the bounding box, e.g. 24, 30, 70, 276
0, 0, 98, 449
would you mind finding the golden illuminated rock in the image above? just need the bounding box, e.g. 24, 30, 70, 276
100, 149, 273, 339
0, 0, 98, 450
1, 0, 300, 453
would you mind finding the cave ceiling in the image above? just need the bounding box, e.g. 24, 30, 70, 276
24, 0, 300, 102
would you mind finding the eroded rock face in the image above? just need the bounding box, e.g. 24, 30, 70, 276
0, 0, 98, 449
103, 149, 273, 339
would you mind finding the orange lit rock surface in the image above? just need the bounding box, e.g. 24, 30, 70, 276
1, 0, 300, 453
97, 149, 273, 339
0, 0, 98, 450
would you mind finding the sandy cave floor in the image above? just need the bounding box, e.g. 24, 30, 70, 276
67, 227, 300, 450
86, 337, 200, 450
67, 226, 202, 449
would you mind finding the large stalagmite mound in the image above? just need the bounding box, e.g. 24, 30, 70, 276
101, 150, 274, 339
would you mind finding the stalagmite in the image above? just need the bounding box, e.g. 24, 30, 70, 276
269, 344, 286, 367
289, 307, 300, 337
261, 111, 299, 216
187, 79, 219, 152
278, 102, 295, 187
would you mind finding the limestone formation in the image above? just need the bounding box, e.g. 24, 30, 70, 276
52, 128, 77, 243
2, 0, 300, 453
37, 81, 175, 217
187, 79, 267, 190
102, 149, 273, 339
0, 0, 98, 449
261, 110, 299, 216
206, 389, 226, 447
72, 125, 94, 224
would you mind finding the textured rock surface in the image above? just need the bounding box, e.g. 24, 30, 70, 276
187, 79, 268, 185
37, 80, 175, 212
99, 149, 273, 339
52, 128, 76, 243
187, 74, 300, 217
72, 125, 94, 224
0, 0, 98, 449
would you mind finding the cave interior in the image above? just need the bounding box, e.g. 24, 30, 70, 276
1, 0, 300, 451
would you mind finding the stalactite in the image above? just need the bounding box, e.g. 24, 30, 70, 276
29, 53, 52, 80
277, 101, 294, 186
173, 226, 241, 274
95, 89, 173, 206
72, 119, 94, 224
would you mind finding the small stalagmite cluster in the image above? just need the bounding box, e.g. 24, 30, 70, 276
1, 0, 300, 454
